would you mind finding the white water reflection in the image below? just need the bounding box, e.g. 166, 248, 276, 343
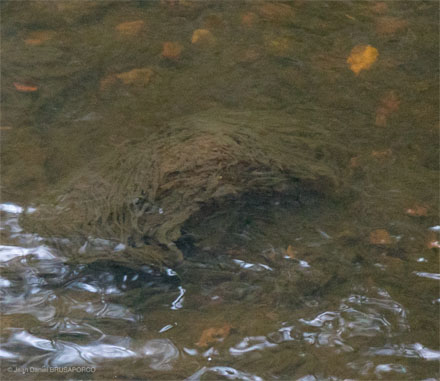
233, 259, 273, 271
368, 343, 440, 361
171, 286, 186, 310
230, 336, 277, 356
2, 330, 182, 369
141, 339, 179, 370
0, 202, 438, 379
0, 203, 24, 214
0, 245, 56, 262
413, 272, 440, 280
187, 366, 263, 381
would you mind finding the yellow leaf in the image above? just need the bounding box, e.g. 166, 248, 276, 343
14, 82, 39, 92
162, 41, 184, 60
24, 31, 55, 46
405, 205, 428, 217
286, 245, 296, 259
375, 91, 400, 126
196, 324, 231, 347
347, 45, 379, 75
258, 3, 295, 23
115, 20, 145, 36
369, 229, 392, 245
115, 68, 153, 85
191, 29, 214, 44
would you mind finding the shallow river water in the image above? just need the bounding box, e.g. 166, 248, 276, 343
1, 1, 439, 380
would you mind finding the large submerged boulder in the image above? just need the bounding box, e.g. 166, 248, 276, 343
22, 108, 351, 266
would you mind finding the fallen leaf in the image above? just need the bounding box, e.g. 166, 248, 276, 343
375, 91, 400, 127
191, 29, 214, 44
371, 149, 393, 160
25, 30, 55, 46
115, 20, 145, 36
381, 91, 400, 112
257, 3, 295, 23
265, 311, 278, 321
203, 14, 224, 29
349, 156, 360, 168
13, 82, 38, 92
371, 2, 388, 14
405, 205, 428, 217
264, 36, 292, 57
196, 324, 231, 347
427, 240, 440, 249
162, 41, 184, 60
100, 74, 117, 91
241, 12, 258, 27
237, 48, 260, 63
376, 17, 408, 36
347, 45, 379, 75
115, 68, 153, 85
369, 229, 392, 245
286, 245, 296, 259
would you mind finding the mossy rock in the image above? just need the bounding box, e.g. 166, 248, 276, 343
21, 108, 351, 266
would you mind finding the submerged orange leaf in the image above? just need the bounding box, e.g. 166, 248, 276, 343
371, 2, 388, 14
375, 91, 400, 127
405, 205, 428, 217
369, 229, 392, 245
115, 20, 145, 36
349, 156, 361, 168
196, 324, 231, 347
286, 245, 296, 259
191, 29, 214, 44
257, 3, 295, 23
371, 149, 392, 160
99, 74, 117, 91
347, 45, 379, 75
427, 240, 440, 249
241, 12, 258, 27
25, 30, 54, 46
376, 17, 408, 36
115, 68, 153, 85
13, 82, 38, 92
162, 41, 184, 60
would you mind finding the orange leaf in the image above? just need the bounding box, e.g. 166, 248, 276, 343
13, 82, 38, 92
115, 68, 153, 85
427, 240, 440, 249
162, 41, 184, 60
196, 324, 231, 347
286, 245, 296, 259
347, 45, 379, 75
115, 20, 145, 36
405, 205, 428, 217
349, 156, 361, 168
369, 229, 392, 245
241, 12, 258, 27
99, 74, 117, 91
371, 149, 392, 160
258, 3, 295, 23
24, 31, 54, 46
191, 29, 214, 45
371, 2, 388, 14
376, 17, 408, 36
375, 91, 400, 127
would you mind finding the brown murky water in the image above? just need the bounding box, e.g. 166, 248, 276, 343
1, 1, 439, 380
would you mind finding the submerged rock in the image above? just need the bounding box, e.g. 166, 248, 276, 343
22, 108, 350, 266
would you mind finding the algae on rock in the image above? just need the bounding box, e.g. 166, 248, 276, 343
21, 108, 351, 266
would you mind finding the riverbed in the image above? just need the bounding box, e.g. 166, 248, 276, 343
1, 1, 439, 380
